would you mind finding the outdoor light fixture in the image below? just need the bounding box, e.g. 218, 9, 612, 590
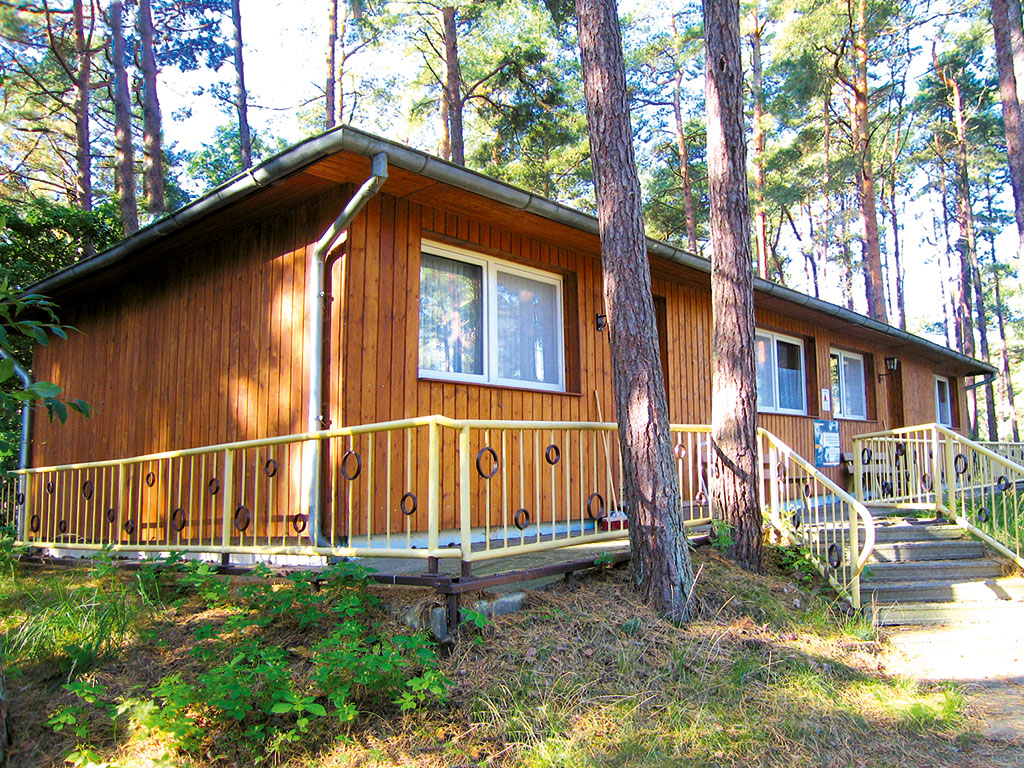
596, 313, 608, 332
878, 356, 899, 382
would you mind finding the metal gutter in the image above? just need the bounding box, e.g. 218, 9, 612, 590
301, 153, 388, 549
25, 124, 994, 376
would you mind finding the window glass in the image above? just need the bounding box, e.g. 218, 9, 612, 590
755, 334, 776, 411
829, 353, 842, 414
755, 330, 805, 414
830, 349, 866, 419
842, 354, 866, 418
776, 339, 804, 411
495, 270, 561, 385
418, 243, 564, 391
936, 377, 952, 426
418, 253, 484, 376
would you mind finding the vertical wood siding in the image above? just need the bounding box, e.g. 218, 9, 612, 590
31, 184, 968, 537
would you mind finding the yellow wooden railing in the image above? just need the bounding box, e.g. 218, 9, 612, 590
6, 417, 714, 564
758, 429, 875, 609
854, 424, 1024, 570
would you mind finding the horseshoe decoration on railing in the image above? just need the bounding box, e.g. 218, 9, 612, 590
513, 508, 531, 530
586, 492, 606, 522
475, 447, 499, 479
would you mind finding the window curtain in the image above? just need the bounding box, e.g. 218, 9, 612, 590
418, 253, 483, 375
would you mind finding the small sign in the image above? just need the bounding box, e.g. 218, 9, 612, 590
820, 387, 831, 412
814, 420, 841, 468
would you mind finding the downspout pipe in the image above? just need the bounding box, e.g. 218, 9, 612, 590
302, 153, 388, 549
0, 351, 33, 471
1, 351, 33, 538
964, 373, 998, 392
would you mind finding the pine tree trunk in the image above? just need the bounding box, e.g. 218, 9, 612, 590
986, 180, 1019, 440
704, 0, 762, 571
888, 149, 906, 330
672, 71, 698, 254
750, 18, 769, 280
442, 6, 465, 166
109, 0, 138, 235
326, 0, 337, 128
138, 0, 164, 216
73, 0, 92, 215
1008, 0, 1024, 109
853, 0, 886, 322
839, 193, 854, 309
231, 0, 251, 169
993, 0, 1024, 259
574, 0, 697, 620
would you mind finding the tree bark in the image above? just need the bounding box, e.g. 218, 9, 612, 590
231, 0, 251, 169
986, 179, 1019, 440
750, 15, 769, 280
669, 15, 698, 255
887, 143, 906, 329
852, 0, 886, 322
109, 0, 138, 235
574, 0, 697, 620
73, 0, 92, 215
326, 0, 337, 128
993, 0, 1024, 259
704, 0, 762, 571
1008, 0, 1024, 107
138, 0, 164, 215
934, 59, 979, 437
442, 6, 465, 166
672, 72, 698, 254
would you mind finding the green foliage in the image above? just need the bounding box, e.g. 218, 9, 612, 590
0, 200, 123, 291
775, 544, 820, 584
711, 518, 734, 552
183, 123, 288, 195
4, 570, 139, 679
43, 559, 449, 764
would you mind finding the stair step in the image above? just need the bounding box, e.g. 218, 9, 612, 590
864, 558, 1006, 582
870, 540, 986, 562
866, 523, 965, 543
868, 600, 1024, 627
861, 577, 1024, 603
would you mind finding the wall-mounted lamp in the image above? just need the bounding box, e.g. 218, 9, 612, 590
596, 313, 608, 332
878, 356, 899, 382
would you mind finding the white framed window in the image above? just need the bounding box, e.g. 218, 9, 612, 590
755, 330, 807, 414
830, 349, 867, 420
418, 240, 565, 391
935, 376, 953, 427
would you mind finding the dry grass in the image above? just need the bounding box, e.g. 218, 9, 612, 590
2, 548, 1022, 768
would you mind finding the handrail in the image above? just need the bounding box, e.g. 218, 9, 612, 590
933, 424, 1024, 473
758, 428, 876, 609
853, 423, 1024, 571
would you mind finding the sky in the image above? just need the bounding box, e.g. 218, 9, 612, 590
153, 0, 1019, 349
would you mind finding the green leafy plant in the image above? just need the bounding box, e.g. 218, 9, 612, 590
711, 518, 734, 552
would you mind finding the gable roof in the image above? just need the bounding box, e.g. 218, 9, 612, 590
27, 124, 995, 377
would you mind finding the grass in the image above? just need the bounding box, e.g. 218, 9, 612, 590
0, 544, 1019, 767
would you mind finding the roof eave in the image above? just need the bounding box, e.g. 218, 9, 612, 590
27, 125, 997, 378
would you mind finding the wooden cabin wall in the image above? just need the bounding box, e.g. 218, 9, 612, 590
29, 177, 971, 540
28, 189, 363, 467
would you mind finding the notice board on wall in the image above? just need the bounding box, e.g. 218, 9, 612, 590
814, 420, 841, 468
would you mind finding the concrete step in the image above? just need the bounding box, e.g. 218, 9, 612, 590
868, 600, 1024, 627
799, 522, 967, 544
862, 577, 1024, 603
870, 539, 987, 563
864, 558, 1007, 582
866, 523, 965, 543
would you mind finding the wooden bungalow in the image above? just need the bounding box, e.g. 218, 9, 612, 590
16, 126, 994, 568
